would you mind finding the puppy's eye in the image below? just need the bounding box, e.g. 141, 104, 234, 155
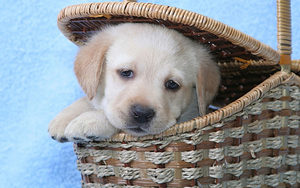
165, 80, 180, 91
119, 70, 134, 78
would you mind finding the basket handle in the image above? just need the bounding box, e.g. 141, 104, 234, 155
277, 0, 292, 72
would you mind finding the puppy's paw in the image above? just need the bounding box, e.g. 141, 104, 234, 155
48, 97, 94, 142
64, 110, 119, 142
48, 116, 71, 143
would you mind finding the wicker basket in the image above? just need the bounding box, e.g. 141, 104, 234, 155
57, 0, 300, 187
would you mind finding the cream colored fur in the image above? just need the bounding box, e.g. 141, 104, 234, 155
48, 23, 220, 142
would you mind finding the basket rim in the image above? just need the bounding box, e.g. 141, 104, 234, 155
57, 1, 280, 65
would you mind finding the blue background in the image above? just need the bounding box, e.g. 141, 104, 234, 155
1, 0, 299, 187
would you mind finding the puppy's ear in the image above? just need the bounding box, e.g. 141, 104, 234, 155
195, 54, 220, 116
74, 33, 112, 100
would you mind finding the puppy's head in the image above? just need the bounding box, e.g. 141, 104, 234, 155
74, 23, 220, 136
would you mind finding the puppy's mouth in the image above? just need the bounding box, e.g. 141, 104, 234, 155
125, 124, 150, 135
127, 127, 146, 133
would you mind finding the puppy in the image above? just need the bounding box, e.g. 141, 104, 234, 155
48, 23, 220, 142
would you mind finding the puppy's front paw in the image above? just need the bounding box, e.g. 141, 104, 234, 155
64, 110, 119, 142
48, 116, 72, 143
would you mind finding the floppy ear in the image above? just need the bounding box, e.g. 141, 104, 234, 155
74, 33, 112, 100
196, 55, 220, 116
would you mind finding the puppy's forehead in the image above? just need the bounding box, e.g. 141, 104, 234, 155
107, 45, 194, 79
108, 36, 192, 66
105, 24, 199, 81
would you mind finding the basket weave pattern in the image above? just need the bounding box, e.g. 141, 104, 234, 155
75, 72, 300, 188
57, 2, 280, 64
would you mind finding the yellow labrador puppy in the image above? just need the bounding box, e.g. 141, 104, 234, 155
48, 23, 220, 142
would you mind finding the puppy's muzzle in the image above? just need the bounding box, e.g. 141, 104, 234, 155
130, 104, 155, 123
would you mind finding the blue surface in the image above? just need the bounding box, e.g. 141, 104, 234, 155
0, 0, 299, 187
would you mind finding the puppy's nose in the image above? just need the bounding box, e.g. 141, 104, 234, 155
131, 105, 155, 123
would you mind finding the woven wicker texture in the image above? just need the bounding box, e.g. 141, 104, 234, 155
74, 71, 300, 188
57, 2, 280, 66
56, 0, 300, 187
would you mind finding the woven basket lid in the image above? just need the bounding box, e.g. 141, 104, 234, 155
57, 1, 281, 68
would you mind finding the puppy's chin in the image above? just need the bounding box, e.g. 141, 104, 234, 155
122, 119, 177, 136
124, 126, 150, 136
